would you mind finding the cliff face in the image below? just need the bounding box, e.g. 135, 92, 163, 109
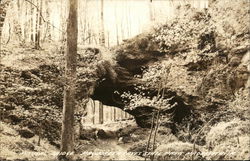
91, 0, 249, 127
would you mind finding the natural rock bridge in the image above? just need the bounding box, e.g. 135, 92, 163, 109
81, 34, 194, 128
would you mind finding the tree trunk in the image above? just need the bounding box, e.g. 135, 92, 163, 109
0, 0, 12, 44
59, 0, 78, 159
35, 0, 39, 46
114, 5, 119, 45
30, 0, 34, 42
16, 0, 23, 43
24, 0, 29, 41
113, 108, 116, 121
100, 0, 105, 46
110, 107, 113, 121
107, 31, 110, 47
99, 102, 103, 124
92, 100, 95, 124
87, 22, 91, 44
35, 0, 42, 49
42, 0, 50, 42
149, 0, 154, 21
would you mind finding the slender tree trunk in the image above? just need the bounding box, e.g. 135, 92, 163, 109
110, 108, 113, 121
42, 0, 50, 42
16, 0, 23, 40
99, 102, 103, 124
91, 100, 95, 124
120, 21, 124, 41
127, 1, 131, 37
119, 109, 121, 120
115, 23, 119, 45
106, 106, 109, 122
82, 0, 87, 44
30, 0, 35, 42
107, 30, 110, 47
87, 22, 91, 44
114, 4, 119, 45
149, 0, 154, 21
24, 1, 29, 41
38, 0, 42, 44
100, 0, 105, 46
59, 0, 78, 160
79, 0, 86, 45
35, 0, 42, 49
34, 0, 39, 46
0, 0, 12, 44
110, 107, 113, 121
113, 108, 116, 121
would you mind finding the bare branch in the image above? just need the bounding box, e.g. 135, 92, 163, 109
23, 0, 65, 33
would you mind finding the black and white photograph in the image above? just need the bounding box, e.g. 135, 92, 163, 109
0, 0, 249, 160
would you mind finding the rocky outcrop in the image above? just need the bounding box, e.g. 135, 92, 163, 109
90, 34, 249, 128
90, 0, 249, 129
0, 62, 62, 147
90, 34, 195, 128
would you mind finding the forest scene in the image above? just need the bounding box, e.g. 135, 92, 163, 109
0, 0, 249, 160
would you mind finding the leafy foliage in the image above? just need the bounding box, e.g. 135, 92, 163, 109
209, 0, 250, 49
152, 5, 215, 53
152, 0, 249, 54
120, 62, 172, 110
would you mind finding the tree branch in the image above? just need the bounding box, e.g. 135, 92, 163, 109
23, 0, 65, 33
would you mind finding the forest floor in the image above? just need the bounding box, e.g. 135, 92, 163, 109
0, 119, 145, 160
0, 37, 250, 160
0, 45, 149, 160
